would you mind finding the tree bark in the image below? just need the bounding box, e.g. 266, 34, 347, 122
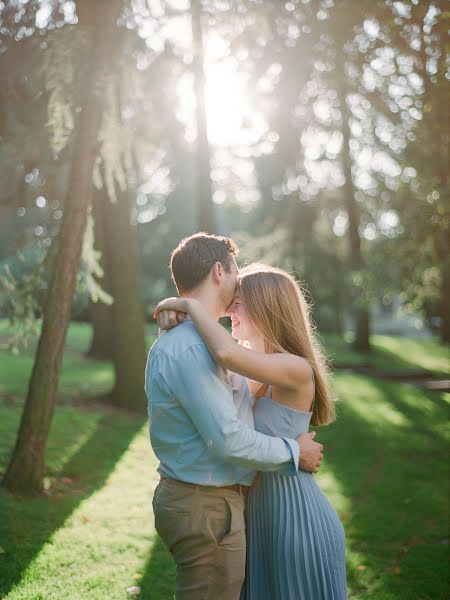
435, 5, 450, 344
2, 0, 123, 496
336, 56, 371, 352
191, 0, 215, 233
105, 190, 147, 413
86, 186, 114, 360
333, 261, 344, 336
441, 246, 450, 344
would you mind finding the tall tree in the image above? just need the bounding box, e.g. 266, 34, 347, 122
334, 41, 371, 351
105, 189, 147, 412
86, 186, 114, 360
3, 0, 123, 496
191, 0, 215, 232
405, 0, 449, 342
86, 185, 148, 410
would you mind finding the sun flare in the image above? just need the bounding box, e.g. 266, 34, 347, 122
204, 61, 250, 146
177, 50, 266, 148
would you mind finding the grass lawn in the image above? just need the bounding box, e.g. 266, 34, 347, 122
0, 321, 159, 400
0, 321, 448, 599
321, 332, 449, 377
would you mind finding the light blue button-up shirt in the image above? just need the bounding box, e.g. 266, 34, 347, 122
145, 318, 300, 486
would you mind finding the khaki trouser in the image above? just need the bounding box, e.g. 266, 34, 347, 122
152, 477, 247, 600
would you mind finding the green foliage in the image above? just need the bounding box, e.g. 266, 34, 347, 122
80, 209, 113, 306
0, 246, 52, 353
42, 27, 89, 157
93, 79, 134, 203
1, 0, 448, 343
0, 211, 115, 353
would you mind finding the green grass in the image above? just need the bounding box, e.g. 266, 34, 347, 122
0, 405, 173, 599
315, 374, 449, 600
0, 321, 448, 599
322, 332, 449, 377
0, 321, 159, 399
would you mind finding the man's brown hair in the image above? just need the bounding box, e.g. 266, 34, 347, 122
170, 232, 239, 293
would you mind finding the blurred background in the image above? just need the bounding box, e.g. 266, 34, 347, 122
0, 1, 448, 599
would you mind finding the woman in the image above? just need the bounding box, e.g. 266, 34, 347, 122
155, 263, 347, 600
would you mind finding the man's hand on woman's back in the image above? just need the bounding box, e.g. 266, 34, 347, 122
296, 431, 324, 473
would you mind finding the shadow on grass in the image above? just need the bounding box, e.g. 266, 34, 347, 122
313, 375, 449, 598
0, 409, 144, 597
324, 334, 448, 378
138, 534, 175, 600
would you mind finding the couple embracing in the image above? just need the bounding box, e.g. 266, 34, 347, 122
145, 232, 347, 600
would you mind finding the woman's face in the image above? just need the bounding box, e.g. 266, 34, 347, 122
227, 292, 259, 342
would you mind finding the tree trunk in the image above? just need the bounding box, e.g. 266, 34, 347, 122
191, 0, 215, 233
435, 5, 450, 344
2, 0, 123, 496
105, 190, 147, 413
333, 262, 344, 336
86, 186, 114, 360
336, 59, 371, 352
440, 246, 450, 344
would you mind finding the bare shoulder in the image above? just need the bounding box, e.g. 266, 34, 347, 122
271, 355, 314, 409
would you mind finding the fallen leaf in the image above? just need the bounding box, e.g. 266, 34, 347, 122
61, 477, 74, 485
393, 566, 401, 575
126, 586, 141, 596
356, 565, 367, 571
132, 573, 143, 580
81, 515, 90, 523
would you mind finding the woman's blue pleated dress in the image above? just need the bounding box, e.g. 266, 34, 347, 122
241, 385, 347, 600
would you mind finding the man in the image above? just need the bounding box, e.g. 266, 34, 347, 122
145, 232, 323, 600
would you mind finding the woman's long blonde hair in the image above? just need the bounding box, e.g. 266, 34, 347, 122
238, 263, 335, 426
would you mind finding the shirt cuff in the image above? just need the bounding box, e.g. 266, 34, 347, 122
279, 438, 300, 476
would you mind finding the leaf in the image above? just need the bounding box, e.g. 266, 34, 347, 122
132, 573, 143, 580
356, 565, 367, 571
81, 515, 90, 524
393, 566, 401, 575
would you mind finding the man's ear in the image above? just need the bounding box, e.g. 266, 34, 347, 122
211, 261, 222, 284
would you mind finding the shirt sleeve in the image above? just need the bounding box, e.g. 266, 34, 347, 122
165, 344, 300, 475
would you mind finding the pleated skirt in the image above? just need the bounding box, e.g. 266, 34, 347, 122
240, 470, 347, 600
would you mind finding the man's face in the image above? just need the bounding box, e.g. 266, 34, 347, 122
219, 257, 239, 316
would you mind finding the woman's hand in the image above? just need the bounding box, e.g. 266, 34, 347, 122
154, 297, 190, 320
155, 309, 185, 331
154, 297, 200, 330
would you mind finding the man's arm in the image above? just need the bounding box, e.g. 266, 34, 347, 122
162, 344, 322, 475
